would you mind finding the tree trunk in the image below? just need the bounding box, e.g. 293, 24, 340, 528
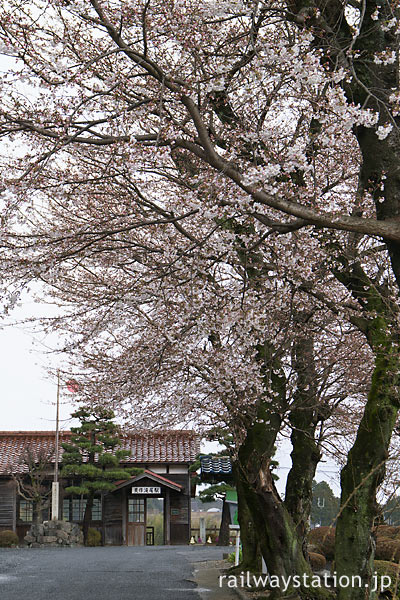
332, 257, 400, 599
234, 341, 329, 596
238, 449, 313, 598
285, 331, 322, 546
32, 500, 41, 526
217, 498, 231, 547
288, 3, 400, 289
335, 329, 400, 600
234, 463, 261, 572
355, 122, 400, 291
237, 410, 317, 597
82, 493, 94, 545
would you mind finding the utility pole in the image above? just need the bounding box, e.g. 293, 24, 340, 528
51, 370, 60, 520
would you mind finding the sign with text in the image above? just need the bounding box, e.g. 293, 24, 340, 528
131, 486, 161, 495
170, 506, 189, 524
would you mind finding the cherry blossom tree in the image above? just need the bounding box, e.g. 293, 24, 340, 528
0, 2, 400, 598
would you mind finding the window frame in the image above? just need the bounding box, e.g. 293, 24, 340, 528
63, 496, 102, 522
19, 499, 34, 523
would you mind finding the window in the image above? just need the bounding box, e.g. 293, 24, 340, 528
92, 498, 102, 521
62, 498, 70, 521
72, 498, 87, 521
128, 498, 145, 523
63, 497, 102, 521
19, 499, 33, 522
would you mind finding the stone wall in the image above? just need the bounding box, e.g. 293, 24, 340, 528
24, 520, 83, 547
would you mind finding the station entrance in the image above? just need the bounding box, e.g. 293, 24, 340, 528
113, 470, 188, 547
127, 497, 164, 546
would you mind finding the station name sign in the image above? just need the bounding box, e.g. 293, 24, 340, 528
131, 487, 161, 495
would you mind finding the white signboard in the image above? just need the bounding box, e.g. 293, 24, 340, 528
132, 487, 161, 494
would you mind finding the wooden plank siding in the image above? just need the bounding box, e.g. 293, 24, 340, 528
0, 479, 16, 531
170, 491, 190, 545
103, 491, 123, 545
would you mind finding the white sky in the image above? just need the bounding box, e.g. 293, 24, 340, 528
0, 323, 76, 431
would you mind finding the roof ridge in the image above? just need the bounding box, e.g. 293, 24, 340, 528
0, 430, 197, 436
0, 431, 71, 436
0, 430, 200, 475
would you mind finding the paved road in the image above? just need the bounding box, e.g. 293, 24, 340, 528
0, 546, 232, 600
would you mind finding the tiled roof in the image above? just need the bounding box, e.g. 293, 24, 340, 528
200, 455, 232, 475
0, 430, 200, 475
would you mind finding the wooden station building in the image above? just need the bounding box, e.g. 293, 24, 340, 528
0, 430, 199, 545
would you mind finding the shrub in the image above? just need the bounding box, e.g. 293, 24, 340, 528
376, 525, 400, 540
227, 549, 242, 564
375, 539, 400, 562
376, 526, 400, 541
86, 528, 102, 547
309, 552, 326, 571
0, 530, 19, 547
308, 527, 335, 560
374, 561, 400, 598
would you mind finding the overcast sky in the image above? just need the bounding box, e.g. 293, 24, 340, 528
0, 322, 76, 431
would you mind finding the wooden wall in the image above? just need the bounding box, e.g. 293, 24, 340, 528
0, 479, 16, 531
103, 492, 123, 545
170, 491, 190, 545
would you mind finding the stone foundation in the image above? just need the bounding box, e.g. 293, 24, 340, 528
24, 520, 83, 547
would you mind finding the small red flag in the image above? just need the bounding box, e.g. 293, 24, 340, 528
66, 379, 79, 393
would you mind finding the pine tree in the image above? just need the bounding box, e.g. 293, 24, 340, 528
311, 480, 340, 527
61, 405, 141, 544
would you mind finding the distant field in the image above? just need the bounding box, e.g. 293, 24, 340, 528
191, 511, 221, 529
190, 511, 222, 542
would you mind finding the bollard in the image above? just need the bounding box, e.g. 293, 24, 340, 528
235, 532, 241, 566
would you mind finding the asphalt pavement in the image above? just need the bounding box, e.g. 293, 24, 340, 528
0, 545, 236, 600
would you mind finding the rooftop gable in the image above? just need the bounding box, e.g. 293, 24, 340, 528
113, 470, 183, 493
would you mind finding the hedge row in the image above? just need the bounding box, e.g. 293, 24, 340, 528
308, 525, 400, 563
308, 527, 335, 560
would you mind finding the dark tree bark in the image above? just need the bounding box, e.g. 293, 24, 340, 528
288, 1, 400, 286
351, 1, 400, 290
217, 497, 231, 547
32, 501, 41, 526
237, 409, 315, 597
234, 462, 261, 572
82, 492, 94, 545
285, 328, 323, 547
334, 259, 400, 600
285, 5, 400, 593
231, 329, 333, 596
336, 350, 399, 600
234, 342, 329, 597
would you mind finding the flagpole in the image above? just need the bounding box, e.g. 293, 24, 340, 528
51, 370, 60, 520
55, 369, 60, 483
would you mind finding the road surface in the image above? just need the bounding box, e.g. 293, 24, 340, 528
0, 545, 236, 600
